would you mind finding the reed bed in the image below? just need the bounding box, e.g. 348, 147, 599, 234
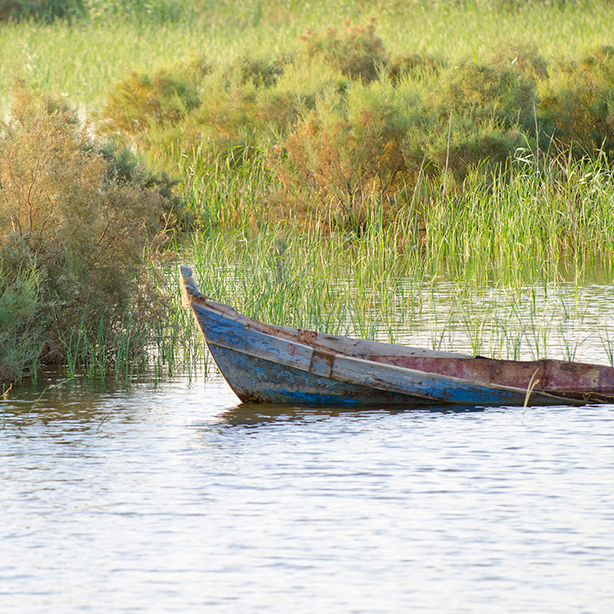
417, 152, 614, 283
179, 224, 614, 370
180, 148, 614, 281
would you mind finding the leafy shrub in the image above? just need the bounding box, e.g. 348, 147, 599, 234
100, 57, 267, 165
489, 42, 549, 81
298, 18, 389, 83
0, 81, 170, 383
0, 263, 44, 382
442, 62, 537, 129
278, 96, 406, 230
99, 67, 202, 138
274, 71, 529, 227
228, 55, 287, 88
101, 51, 344, 174
388, 53, 443, 83
538, 47, 614, 156
403, 116, 525, 187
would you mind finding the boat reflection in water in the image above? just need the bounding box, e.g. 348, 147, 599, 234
218, 402, 486, 427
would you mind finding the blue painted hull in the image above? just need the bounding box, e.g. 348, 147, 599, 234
209, 343, 435, 405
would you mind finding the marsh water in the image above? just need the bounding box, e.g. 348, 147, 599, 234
3, 375, 614, 612
2, 282, 614, 614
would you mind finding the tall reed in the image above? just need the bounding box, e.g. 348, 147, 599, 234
180, 225, 614, 367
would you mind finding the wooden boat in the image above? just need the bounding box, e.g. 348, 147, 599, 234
180, 266, 614, 407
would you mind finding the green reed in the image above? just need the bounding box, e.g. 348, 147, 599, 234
412, 151, 614, 285
176, 224, 614, 369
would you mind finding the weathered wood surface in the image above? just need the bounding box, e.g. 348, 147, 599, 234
180, 265, 614, 407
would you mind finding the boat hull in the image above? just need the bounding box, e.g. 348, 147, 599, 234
180, 266, 614, 407
189, 300, 580, 407
209, 344, 432, 405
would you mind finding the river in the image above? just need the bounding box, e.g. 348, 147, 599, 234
1, 366, 613, 613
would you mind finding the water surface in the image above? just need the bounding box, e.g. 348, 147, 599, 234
1, 371, 613, 613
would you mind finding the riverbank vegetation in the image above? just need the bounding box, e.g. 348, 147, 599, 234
97, 19, 614, 235
3, 0, 614, 383
0, 82, 175, 383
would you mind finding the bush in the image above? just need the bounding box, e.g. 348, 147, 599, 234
99, 67, 202, 139
442, 62, 537, 129
538, 47, 614, 156
298, 18, 389, 83
278, 95, 406, 230
0, 81, 170, 383
0, 263, 44, 383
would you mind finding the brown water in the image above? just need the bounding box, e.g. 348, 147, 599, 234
1, 366, 614, 613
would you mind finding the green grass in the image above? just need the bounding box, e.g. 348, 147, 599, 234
417, 152, 614, 282
2, 1, 614, 112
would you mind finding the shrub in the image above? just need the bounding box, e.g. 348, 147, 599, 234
298, 17, 389, 83
538, 47, 614, 157
401, 114, 525, 186
278, 99, 406, 230
228, 55, 287, 88
99, 67, 202, 139
388, 53, 443, 83
100, 57, 265, 166
0, 262, 44, 382
489, 42, 549, 81
441, 61, 537, 129
0, 81, 170, 383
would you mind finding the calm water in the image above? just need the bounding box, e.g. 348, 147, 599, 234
1, 368, 613, 614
